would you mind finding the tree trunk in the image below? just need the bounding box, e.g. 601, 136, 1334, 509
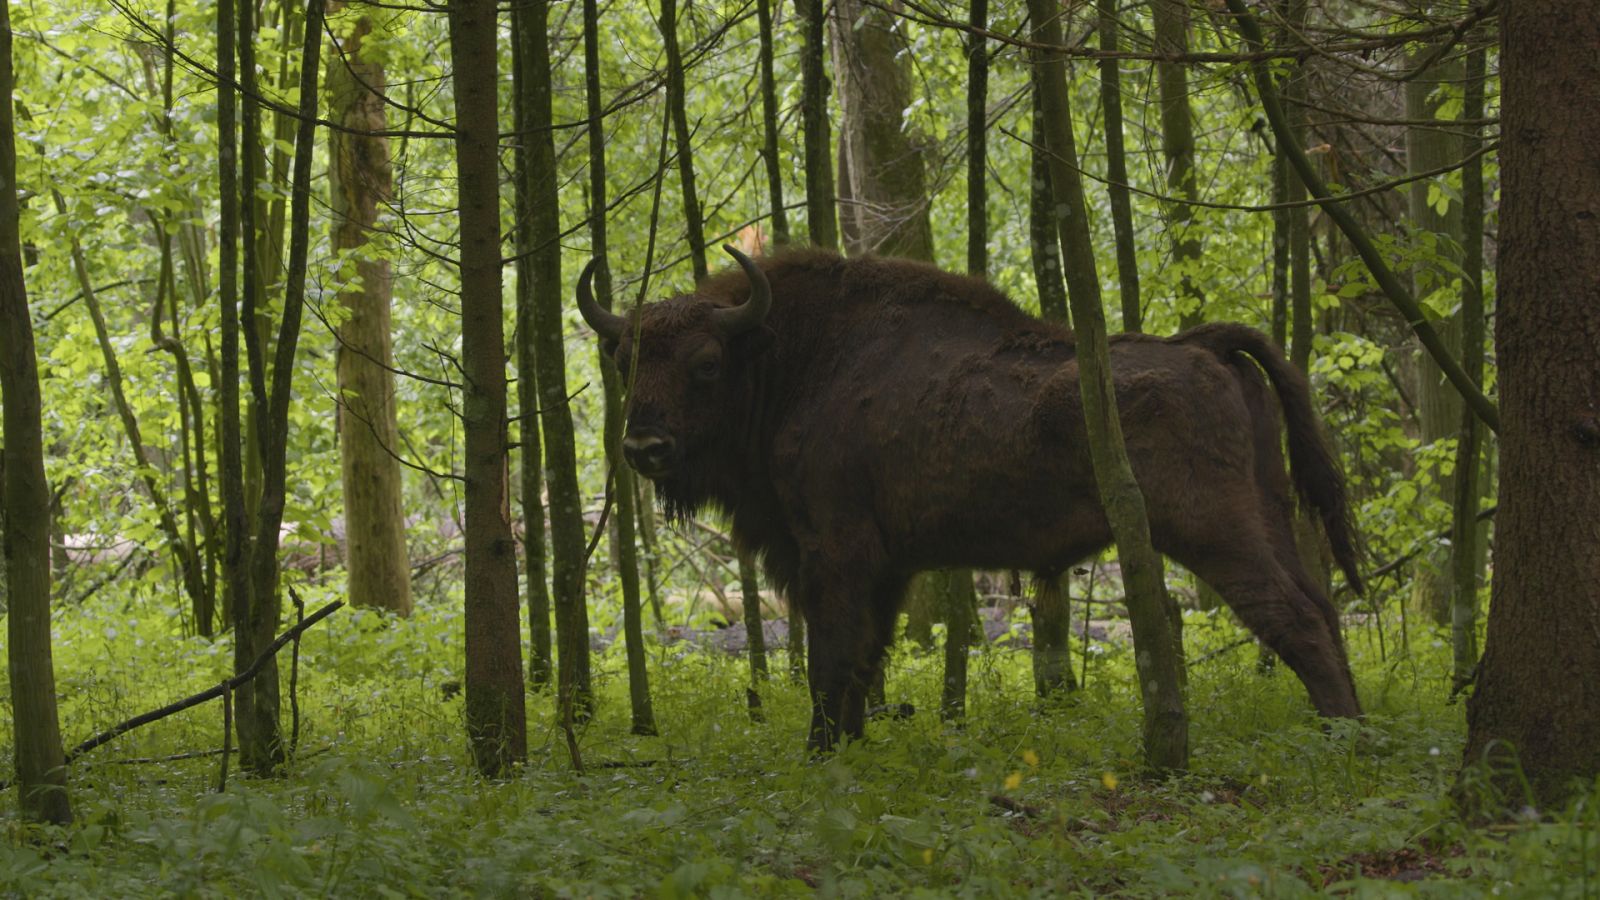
1405, 43, 1465, 628
658, 0, 707, 278
510, 0, 554, 690
1460, 0, 1600, 811
328, 8, 412, 617
1027, 0, 1188, 771
756, 0, 789, 246
1097, 0, 1139, 333
741, 552, 768, 720
1031, 575, 1076, 698
796, 0, 837, 249
1028, 69, 1067, 324
830, 0, 933, 260
1449, 45, 1487, 693
1151, 0, 1203, 328
518, 0, 563, 685
965, 0, 988, 278
0, 1, 72, 822
449, 0, 527, 776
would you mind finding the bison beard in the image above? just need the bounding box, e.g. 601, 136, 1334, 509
579, 247, 1363, 752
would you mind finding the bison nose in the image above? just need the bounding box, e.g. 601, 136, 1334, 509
622, 432, 676, 475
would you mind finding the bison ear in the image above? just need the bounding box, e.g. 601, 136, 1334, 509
733, 325, 775, 360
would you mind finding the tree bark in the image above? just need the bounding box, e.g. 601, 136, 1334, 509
756, 0, 789, 246
1151, 0, 1203, 328
966, 0, 988, 278
597, 0, 656, 737
449, 0, 527, 776
511, 0, 555, 690
1449, 44, 1486, 693
1405, 42, 1465, 628
328, 8, 412, 617
1028, 68, 1067, 324
659, 0, 708, 278
1097, 0, 1139, 333
1461, 0, 1600, 810
1027, 0, 1188, 771
0, 0, 72, 823
1031, 575, 1076, 698
741, 552, 768, 720
830, 0, 933, 260
796, 0, 837, 249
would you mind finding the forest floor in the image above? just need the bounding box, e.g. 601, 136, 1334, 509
2, 585, 1597, 897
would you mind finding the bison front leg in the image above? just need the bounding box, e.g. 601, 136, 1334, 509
799, 572, 902, 753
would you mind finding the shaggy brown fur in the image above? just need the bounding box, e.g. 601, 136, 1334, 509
588, 249, 1362, 751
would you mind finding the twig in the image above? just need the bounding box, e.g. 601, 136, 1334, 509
289, 587, 305, 759
64, 601, 343, 767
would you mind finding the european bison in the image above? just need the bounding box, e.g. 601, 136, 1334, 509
578, 247, 1362, 751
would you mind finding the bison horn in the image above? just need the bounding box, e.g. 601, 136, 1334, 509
575, 258, 626, 342
711, 245, 772, 335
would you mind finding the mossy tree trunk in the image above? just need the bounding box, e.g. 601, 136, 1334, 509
1027, 0, 1188, 771
328, 7, 412, 617
0, 0, 72, 822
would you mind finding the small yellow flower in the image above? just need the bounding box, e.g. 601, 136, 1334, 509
1004, 771, 1023, 791
1021, 749, 1040, 767
921, 848, 935, 865
1101, 771, 1119, 791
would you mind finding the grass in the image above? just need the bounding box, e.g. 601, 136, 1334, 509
2, 583, 1597, 897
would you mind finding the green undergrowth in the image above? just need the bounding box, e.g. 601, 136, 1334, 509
3, 587, 1598, 898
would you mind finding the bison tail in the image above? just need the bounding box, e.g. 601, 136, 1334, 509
1185, 323, 1364, 594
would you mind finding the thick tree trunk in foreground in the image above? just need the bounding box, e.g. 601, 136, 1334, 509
329, 9, 412, 616
0, 1, 72, 823
450, 0, 527, 776
1461, 0, 1600, 810
1027, 0, 1187, 771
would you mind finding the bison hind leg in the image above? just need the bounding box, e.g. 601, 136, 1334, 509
1181, 541, 1361, 719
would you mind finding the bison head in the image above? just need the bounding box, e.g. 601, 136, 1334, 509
577, 246, 773, 486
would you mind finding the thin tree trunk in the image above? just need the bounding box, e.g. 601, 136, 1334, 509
328, 8, 412, 617
450, 0, 528, 776
796, 0, 837, 249
1028, 69, 1067, 324
595, 0, 656, 737
1461, 0, 1600, 810
1031, 575, 1076, 697
1151, 0, 1203, 328
756, 0, 789, 246
1406, 41, 1465, 628
741, 552, 768, 720
217, 0, 256, 770
1449, 45, 1486, 693
966, 0, 988, 277
60, 206, 208, 626
1097, 0, 1139, 332
0, 1, 72, 822
511, 0, 555, 690
659, 0, 708, 278
1027, 0, 1188, 771
788, 601, 806, 682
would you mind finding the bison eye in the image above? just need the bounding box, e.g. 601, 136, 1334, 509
693, 358, 721, 383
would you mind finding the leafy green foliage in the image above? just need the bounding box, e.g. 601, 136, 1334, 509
5, 588, 1596, 895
